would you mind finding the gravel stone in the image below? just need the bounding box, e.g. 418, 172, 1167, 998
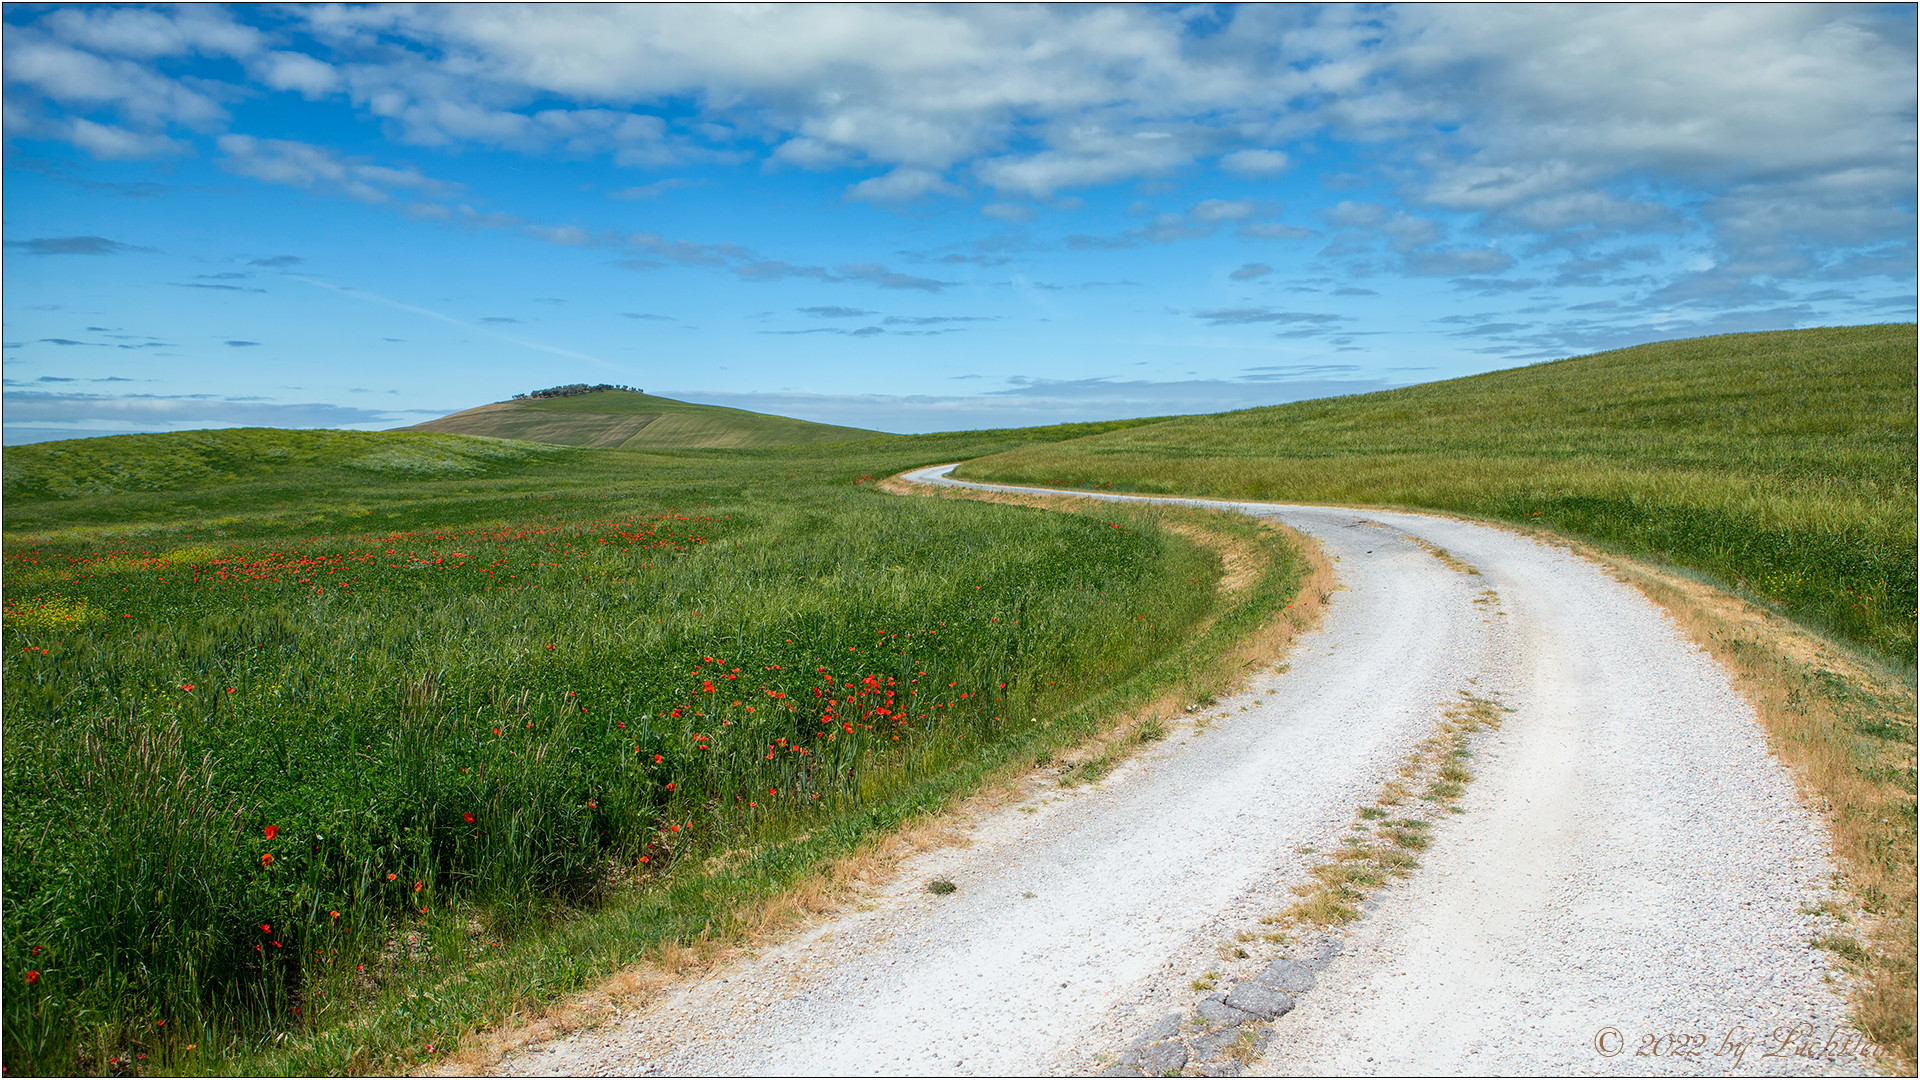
1222, 979, 1294, 1020
1135, 1040, 1189, 1075
1254, 958, 1316, 993
1127, 1012, 1183, 1047
1194, 994, 1259, 1027
1192, 1024, 1271, 1061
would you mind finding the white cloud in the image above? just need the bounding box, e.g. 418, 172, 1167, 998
4, 3, 1908, 287
981, 203, 1036, 223
39, 6, 262, 60
527, 224, 593, 246
62, 118, 187, 160
3, 34, 228, 130
975, 128, 1193, 197
216, 135, 463, 205
610, 178, 697, 200
255, 51, 341, 97
1220, 148, 1289, 176
1375, 5, 1915, 256
845, 168, 965, 204
1238, 222, 1315, 241
1404, 248, 1516, 277
1190, 199, 1258, 223
769, 136, 856, 170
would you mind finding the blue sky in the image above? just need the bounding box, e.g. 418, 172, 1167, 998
4, 3, 1914, 443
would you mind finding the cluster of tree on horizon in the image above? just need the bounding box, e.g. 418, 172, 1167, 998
512, 383, 642, 400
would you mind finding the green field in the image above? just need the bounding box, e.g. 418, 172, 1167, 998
0, 419, 1295, 1075
396, 388, 879, 449
960, 325, 1918, 664
5, 323, 1913, 1073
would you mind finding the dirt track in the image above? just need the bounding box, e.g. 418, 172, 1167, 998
492, 466, 1865, 1077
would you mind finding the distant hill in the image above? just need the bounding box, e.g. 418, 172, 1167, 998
395, 388, 878, 449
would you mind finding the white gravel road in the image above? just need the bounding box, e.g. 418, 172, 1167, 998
494, 466, 1866, 1077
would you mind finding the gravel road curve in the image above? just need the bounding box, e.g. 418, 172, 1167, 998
493, 466, 1864, 1077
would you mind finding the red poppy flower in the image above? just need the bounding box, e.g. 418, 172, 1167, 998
263, 825, 278, 840
181, 684, 195, 692
260, 923, 271, 933
25, 970, 39, 984
261, 853, 274, 866
463, 812, 475, 823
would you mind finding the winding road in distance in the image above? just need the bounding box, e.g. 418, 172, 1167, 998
496, 465, 1863, 1077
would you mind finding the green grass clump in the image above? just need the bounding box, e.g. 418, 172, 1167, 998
958, 325, 1918, 663
1, 423, 1280, 1074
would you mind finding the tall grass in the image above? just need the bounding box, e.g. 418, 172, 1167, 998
958, 325, 1917, 663
1, 425, 1227, 1074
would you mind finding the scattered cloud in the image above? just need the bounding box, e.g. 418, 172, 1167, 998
1220, 149, 1290, 177
171, 281, 266, 293
846, 167, 964, 203
663, 371, 1401, 433
610, 178, 697, 200
216, 135, 463, 206
2, 390, 410, 443
1404, 249, 1517, 277
1237, 222, 1315, 241
1191, 199, 1258, 224
527, 224, 593, 246
883, 315, 991, 326
1229, 263, 1273, 281
8, 235, 151, 255
1190, 307, 1346, 328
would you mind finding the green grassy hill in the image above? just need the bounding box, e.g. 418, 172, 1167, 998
0, 412, 1274, 1076
396, 388, 878, 448
958, 324, 1918, 662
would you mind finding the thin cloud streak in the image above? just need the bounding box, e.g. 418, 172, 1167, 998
293, 277, 617, 369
